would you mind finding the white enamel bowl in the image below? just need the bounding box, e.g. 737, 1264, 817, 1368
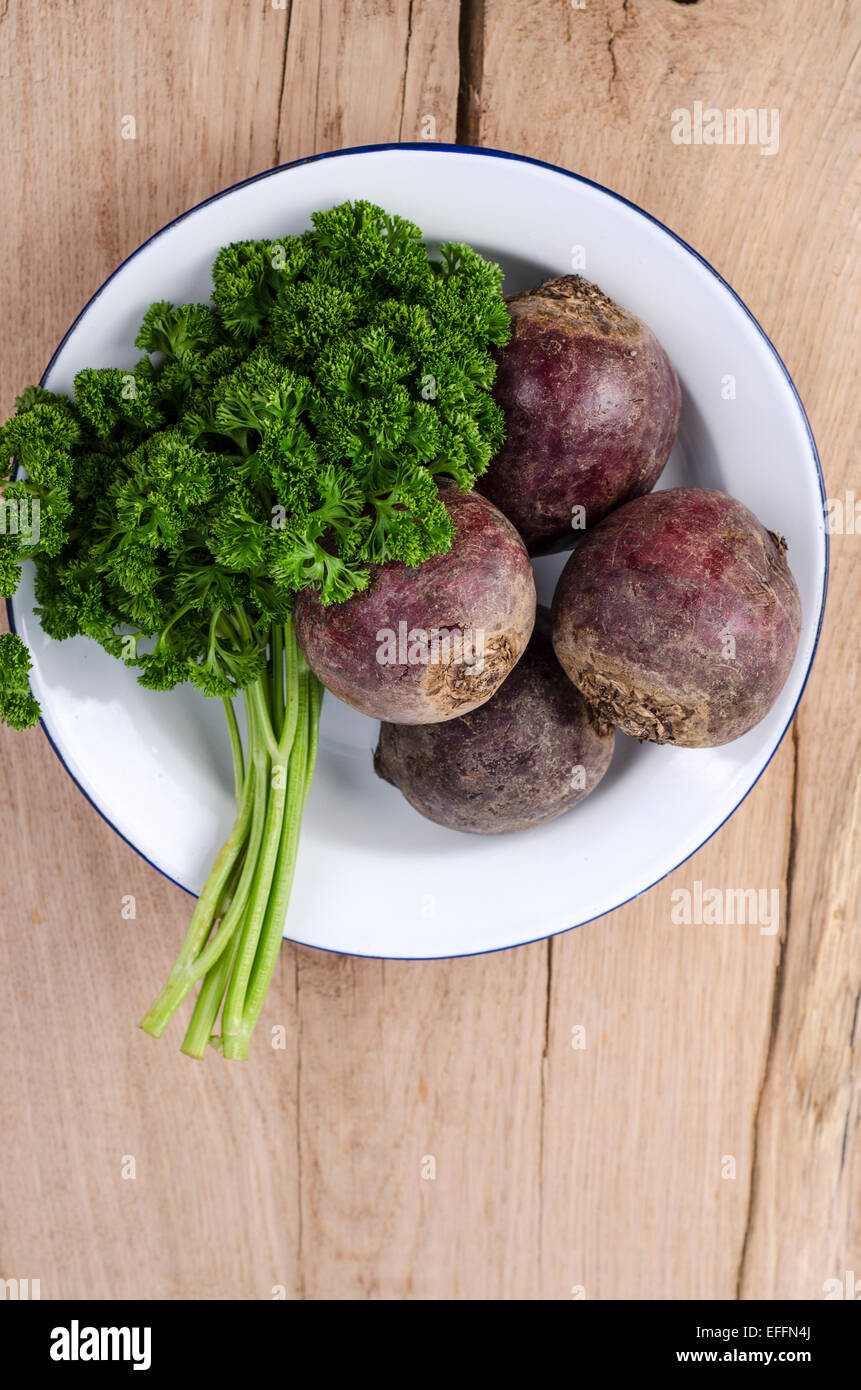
9, 145, 827, 959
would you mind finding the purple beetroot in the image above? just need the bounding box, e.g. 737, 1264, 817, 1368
374, 618, 614, 834
477, 275, 681, 553
294, 485, 536, 724
551, 488, 802, 748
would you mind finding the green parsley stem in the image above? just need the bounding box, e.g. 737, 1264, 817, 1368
180, 923, 242, 1059
139, 677, 268, 1035
220, 642, 303, 1053
222, 694, 245, 803
271, 623, 285, 739
228, 666, 322, 1057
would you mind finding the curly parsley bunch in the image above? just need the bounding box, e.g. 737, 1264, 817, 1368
0, 201, 510, 1058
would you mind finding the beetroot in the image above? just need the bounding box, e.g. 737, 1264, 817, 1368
294, 486, 536, 724
476, 275, 681, 553
374, 618, 614, 833
551, 488, 802, 748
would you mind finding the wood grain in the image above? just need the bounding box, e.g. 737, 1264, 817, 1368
0, 0, 857, 1300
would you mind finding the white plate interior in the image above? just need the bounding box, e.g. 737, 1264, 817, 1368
11, 148, 826, 958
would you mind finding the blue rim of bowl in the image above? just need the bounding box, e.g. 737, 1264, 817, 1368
7, 142, 828, 962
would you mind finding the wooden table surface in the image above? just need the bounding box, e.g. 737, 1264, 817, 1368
1, 0, 858, 1301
